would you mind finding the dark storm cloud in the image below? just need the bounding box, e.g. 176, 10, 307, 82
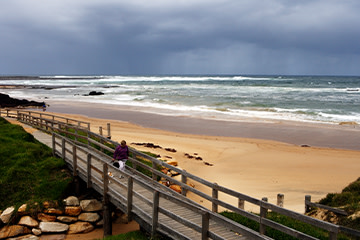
0, 0, 359, 75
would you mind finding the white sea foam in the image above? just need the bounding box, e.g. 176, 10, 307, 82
1, 75, 359, 125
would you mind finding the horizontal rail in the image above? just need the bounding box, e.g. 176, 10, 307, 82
11, 110, 360, 239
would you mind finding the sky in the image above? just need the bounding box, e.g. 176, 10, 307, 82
1, 0, 360, 76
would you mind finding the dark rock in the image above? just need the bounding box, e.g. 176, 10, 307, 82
165, 148, 177, 153
0, 93, 45, 108
84, 91, 104, 96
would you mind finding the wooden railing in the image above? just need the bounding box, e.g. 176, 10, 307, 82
52, 132, 268, 239
2, 109, 359, 239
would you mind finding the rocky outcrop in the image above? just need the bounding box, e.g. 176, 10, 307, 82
83, 91, 104, 96
0, 93, 45, 108
0, 197, 105, 239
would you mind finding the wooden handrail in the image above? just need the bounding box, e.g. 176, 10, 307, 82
11, 110, 360, 239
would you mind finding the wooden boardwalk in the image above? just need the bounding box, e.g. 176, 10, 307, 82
2, 109, 355, 240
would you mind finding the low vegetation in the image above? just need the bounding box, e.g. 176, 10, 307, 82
0, 117, 71, 210
318, 177, 360, 231
222, 178, 360, 239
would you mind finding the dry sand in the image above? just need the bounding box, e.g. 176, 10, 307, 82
6, 101, 360, 239
42, 101, 360, 213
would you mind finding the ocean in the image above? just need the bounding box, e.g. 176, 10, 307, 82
1, 75, 359, 124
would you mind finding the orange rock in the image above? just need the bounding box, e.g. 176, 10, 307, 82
170, 185, 181, 193
0, 225, 31, 239
166, 160, 178, 166
44, 208, 63, 215
37, 213, 57, 222
65, 206, 82, 216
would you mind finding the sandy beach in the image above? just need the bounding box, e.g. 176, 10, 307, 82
38, 100, 360, 214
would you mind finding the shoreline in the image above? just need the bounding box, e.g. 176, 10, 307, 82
30, 100, 360, 214
46, 100, 360, 151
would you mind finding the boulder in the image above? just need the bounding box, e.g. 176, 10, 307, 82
8, 234, 39, 240
78, 213, 100, 223
0, 225, 31, 239
64, 206, 82, 216
37, 213, 56, 222
0, 206, 15, 224
39, 222, 69, 233
170, 185, 182, 194
84, 91, 104, 96
57, 216, 78, 223
80, 199, 102, 212
17, 204, 28, 215
64, 196, 80, 206
166, 160, 178, 166
18, 216, 39, 228
68, 222, 94, 234
43, 208, 63, 215
32, 228, 42, 236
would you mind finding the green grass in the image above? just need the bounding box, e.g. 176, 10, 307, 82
0, 117, 72, 210
318, 177, 360, 231
221, 211, 350, 240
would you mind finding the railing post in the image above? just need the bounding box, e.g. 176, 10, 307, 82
329, 231, 338, 240
305, 195, 311, 213
52, 133, 56, 157
87, 154, 92, 188
260, 197, 268, 235
107, 123, 111, 138
62, 139, 66, 160
127, 177, 133, 222
277, 193, 284, 207
238, 199, 245, 210
201, 211, 210, 240
152, 162, 158, 181
103, 163, 112, 238
212, 183, 218, 213
99, 127, 104, 152
152, 191, 160, 239
72, 145, 77, 176
181, 170, 187, 196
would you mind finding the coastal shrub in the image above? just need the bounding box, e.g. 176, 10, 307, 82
319, 178, 360, 214
342, 177, 360, 194
221, 211, 350, 240
0, 117, 72, 210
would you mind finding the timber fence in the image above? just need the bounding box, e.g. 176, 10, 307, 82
1, 108, 359, 239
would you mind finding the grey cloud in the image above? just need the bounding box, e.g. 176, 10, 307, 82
0, 0, 359, 75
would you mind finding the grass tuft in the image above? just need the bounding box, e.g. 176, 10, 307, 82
0, 117, 72, 210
